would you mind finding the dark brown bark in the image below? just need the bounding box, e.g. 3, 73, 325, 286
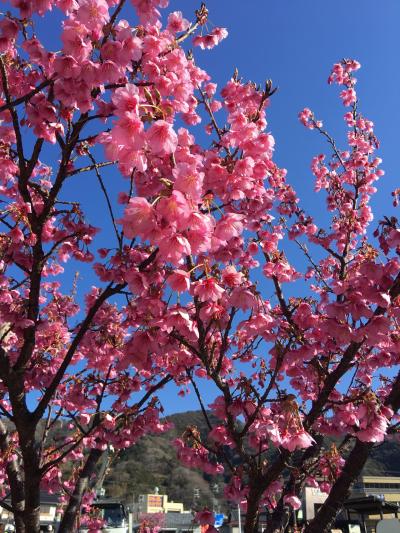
19, 425, 42, 533
58, 448, 104, 533
303, 440, 373, 533
0, 420, 25, 532
243, 453, 290, 533
13, 516, 25, 533
264, 436, 324, 532
304, 372, 400, 533
0, 384, 43, 533
264, 498, 291, 533
22, 474, 41, 532
244, 486, 262, 533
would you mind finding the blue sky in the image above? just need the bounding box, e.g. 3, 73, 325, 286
51, 0, 400, 232
169, 0, 400, 216
160, 0, 400, 413
30, 1, 400, 414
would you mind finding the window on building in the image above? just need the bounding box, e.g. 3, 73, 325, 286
363, 482, 400, 489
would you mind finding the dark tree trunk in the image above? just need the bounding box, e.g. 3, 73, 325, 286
58, 448, 104, 533
7, 464, 25, 533
10, 485, 26, 533
243, 452, 291, 533
304, 375, 400, 533
14, 516, 26, 533
23, 507, 41, 533
0, 420, 25, 532
303, 440, 373, 533
243, 500, 258, 533
244, 490, 261, 533
265, 436, 324, 533
22, 477, 41, 533
264, 498, 291, 533
3, 354, 43, 532
21, 437, 42, 533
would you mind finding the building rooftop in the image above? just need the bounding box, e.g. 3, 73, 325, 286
163, 513, 195, 528
133, 511, 196, 530
344, 496, 400, 515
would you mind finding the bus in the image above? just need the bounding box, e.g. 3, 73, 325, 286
79, 500, 129, 533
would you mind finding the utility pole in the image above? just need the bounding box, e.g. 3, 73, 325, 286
211, 483, 219, 513
94, 445, 114, 498
193, 488, 200, 509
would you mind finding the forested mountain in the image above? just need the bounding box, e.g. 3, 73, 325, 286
101, 411, 400, 509
103, 411, 226, 510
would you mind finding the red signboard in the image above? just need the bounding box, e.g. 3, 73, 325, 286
148, 495, 163, 508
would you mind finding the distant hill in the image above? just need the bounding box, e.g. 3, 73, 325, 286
365, 439, 400, 476
102, 410, 400, 507
103, 410, 226, 510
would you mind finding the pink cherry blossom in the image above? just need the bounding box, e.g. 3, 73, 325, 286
167, 11, 190, 33
120, 197, 156, 239
195, 509, 215, 526
281, 431, 315, 452
214, 213, 245, 241
167, 269, 190, 292
146, 120, 178, 155
0, 1, 398, 529
283, 494, 301, 510
157, 234, 191, 265
192, 278, 225, 302
222, 265, 243, 287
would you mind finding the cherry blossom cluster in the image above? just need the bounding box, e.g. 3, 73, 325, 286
0, 1, 399, 531
0, 0, 232, 529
